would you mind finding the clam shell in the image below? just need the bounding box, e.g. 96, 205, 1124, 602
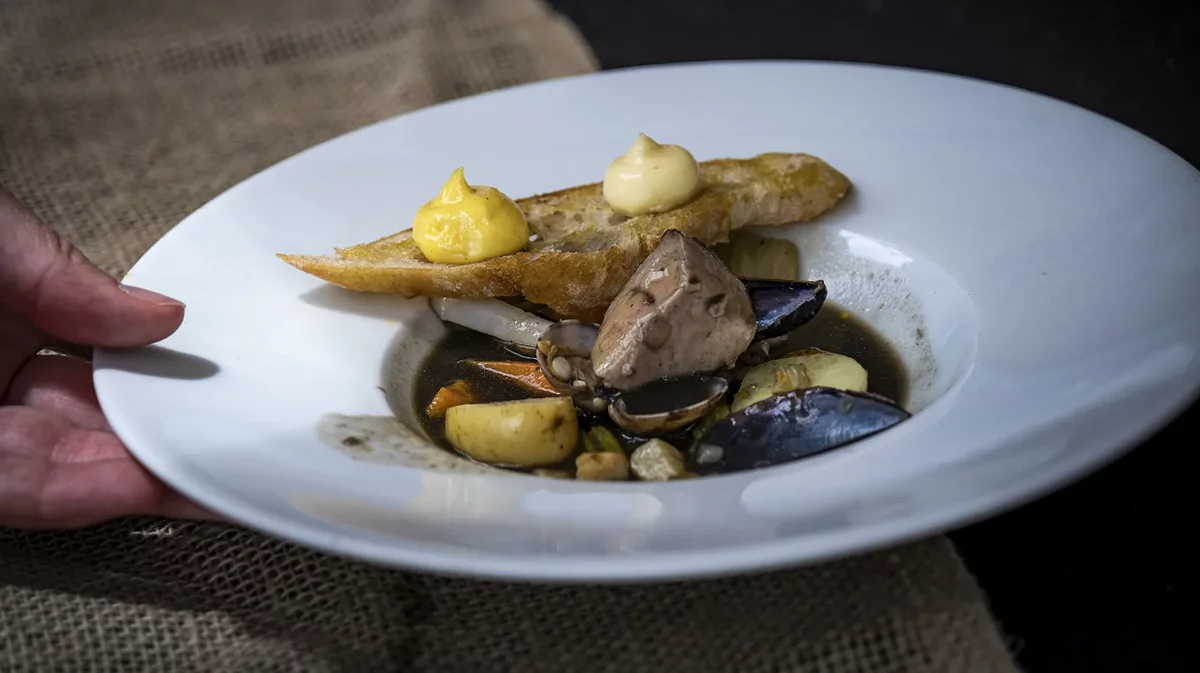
607, 375, 728, 437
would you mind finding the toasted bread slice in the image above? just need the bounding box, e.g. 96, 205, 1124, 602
278, 152, 850, 321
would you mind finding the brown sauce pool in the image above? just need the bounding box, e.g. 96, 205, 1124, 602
414, 301, 907, 472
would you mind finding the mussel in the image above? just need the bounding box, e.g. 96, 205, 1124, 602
743, 278, 827, 341
689, 387, 911, 475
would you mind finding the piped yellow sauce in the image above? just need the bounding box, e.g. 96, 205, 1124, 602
412, 168, 530, 264
602, 133, 701, 216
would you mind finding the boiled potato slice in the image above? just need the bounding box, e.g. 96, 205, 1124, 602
731, 348, 868, 412
445, 397, 578, 467
788, 348, 869, 391
732, 360, 811, 412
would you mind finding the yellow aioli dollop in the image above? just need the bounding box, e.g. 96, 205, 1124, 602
412, 167, 530, 264
602, 133, 701, 216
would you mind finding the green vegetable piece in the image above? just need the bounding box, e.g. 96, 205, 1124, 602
583, 426, 625, 454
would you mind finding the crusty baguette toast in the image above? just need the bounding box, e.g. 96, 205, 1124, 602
278, 152, 850, 322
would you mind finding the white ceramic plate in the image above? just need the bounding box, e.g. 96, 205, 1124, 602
93, 62, 1200, 583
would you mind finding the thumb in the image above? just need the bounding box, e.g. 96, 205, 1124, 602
0, 186, 184, 348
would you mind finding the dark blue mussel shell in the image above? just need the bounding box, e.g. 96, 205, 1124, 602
742, 278, 828, 341
689, 387, 910, 475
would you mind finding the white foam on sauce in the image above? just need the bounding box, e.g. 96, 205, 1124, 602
318, 413, 507, 475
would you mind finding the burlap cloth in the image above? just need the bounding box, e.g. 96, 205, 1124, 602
0, 1, 1019, 671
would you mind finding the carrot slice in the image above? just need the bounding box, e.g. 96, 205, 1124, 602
462, 360, 561, 396
426, 380, 478, 419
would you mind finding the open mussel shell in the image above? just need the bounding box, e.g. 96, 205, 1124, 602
689, 386, 910, 475
535, 320, 608, 412
743, 278, 828, 341
608, 375, 728, 437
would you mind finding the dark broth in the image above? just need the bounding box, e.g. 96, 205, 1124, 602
414, 301, 907, 469
777, 303, 907, 404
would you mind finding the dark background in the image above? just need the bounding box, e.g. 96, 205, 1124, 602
542, 1, 1200, 671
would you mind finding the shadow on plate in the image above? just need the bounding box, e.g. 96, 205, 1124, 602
95, 345, 220, 380
299, 284, 420, 321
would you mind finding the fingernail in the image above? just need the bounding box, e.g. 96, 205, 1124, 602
120, 284, 186, 308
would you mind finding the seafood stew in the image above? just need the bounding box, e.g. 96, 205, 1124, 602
414, 230, 911, 481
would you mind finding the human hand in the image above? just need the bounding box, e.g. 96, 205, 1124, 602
0, 185, 211, 528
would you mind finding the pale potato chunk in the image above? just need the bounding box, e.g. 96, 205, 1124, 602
445, 397, 578, 467
732, 348, 868, 412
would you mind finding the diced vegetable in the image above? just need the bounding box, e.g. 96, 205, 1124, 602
462, 359, 560, 396
426, 380, 478, 419
725, 231, 799, 281
575, 451, 630, 481
581, 426, 625, 454
430, 297, 552, 347
445, 397, 579, 467
731, 348, 868, 412
630, 439, 689, 481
